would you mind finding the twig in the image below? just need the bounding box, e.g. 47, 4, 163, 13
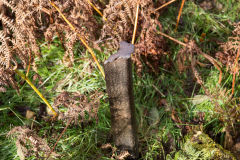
26, 53, 31, 77
232, 48, 240, 95
50, 1, 105, 78
175, 0, 185, 32
196, 60, 209, 67
15, 69, 57, 117
152, 84, 165, 97
46, 118, 73, 160
9, 107, 25, 125
155, 0, 177, 12
157, 31, 187, 47
31, 116, 36, 130
132, 1, 140, 45
200, 52, 222, 84
85, 0, 107, 21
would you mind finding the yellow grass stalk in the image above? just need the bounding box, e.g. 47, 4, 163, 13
132, 1, 140, 44
155, 0, 177, 12
50, 1, 105, 78
85, 0, 107, 21
15, 69, 57, 117
175, 0, 185, 32
157, 31, 187, 47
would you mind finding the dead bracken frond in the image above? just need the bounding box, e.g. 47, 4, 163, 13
216, 22, 240, 75
216, 22, 240, 95
0, 0, 101, 91
158, 30, 223, 104
101, 143, 131, 160
158, 30, 223, 95
52, 91, 101, 125
101, 0, 166, 75
0, 68, 18, 92
46, 0, 101, 69
178, 40, 222, 96
50, 1, 105, 77
8, 126, 58, 160
101, 0, 136, 49
133, 17, 166, 75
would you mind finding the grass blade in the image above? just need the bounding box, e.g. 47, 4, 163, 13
15, 69, 57, 117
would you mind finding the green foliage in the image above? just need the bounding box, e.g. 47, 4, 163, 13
167, 132, 236, 160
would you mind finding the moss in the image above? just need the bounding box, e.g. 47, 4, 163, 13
168, 131, 236, 160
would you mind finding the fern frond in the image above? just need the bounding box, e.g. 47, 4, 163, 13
0, 30, 7, 42
123, 1, 134, 23
1, 0, 17, 12
64, 32, 78, 65
0, 13, 22, 38
17, 10, 35, 24
0, 31, 11, 68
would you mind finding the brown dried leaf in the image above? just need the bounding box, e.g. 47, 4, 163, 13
101, 0, 166, 75
216, 22, 240, 75
53, 91, 101, 125
8, 126, 58, 159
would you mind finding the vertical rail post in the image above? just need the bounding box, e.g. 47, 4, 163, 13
104, 41, 138, 158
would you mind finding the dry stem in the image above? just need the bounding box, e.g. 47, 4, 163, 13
50, 1, 105, 78
132, 1, 140, 45
15, 70, 57, 117
157, 31, 187, 47
232, 49, 240, 95
47, 118, 73, 160
155, 0, 177, 11
86, 0, 107, 21
26, 53, 31, 77
175, 0, 185, 32
158, 31, 223, 85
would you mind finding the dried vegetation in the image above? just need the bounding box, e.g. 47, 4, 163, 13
177, 40, 222, 96
0, 0, 100, 91
0, 0, 171, 91
7, 126, 58, 160
52, 91, 101, 125
216, 22, 240, 74
101, 0, 166, 74
101, 143, 131, 160
1, 0, 240, 159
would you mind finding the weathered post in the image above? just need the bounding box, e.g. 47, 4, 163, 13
104, 41, 138, 158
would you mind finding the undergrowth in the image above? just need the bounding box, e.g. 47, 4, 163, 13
1, 0, 240, 159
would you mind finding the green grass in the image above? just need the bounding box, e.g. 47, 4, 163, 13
1, 0, 240, 159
